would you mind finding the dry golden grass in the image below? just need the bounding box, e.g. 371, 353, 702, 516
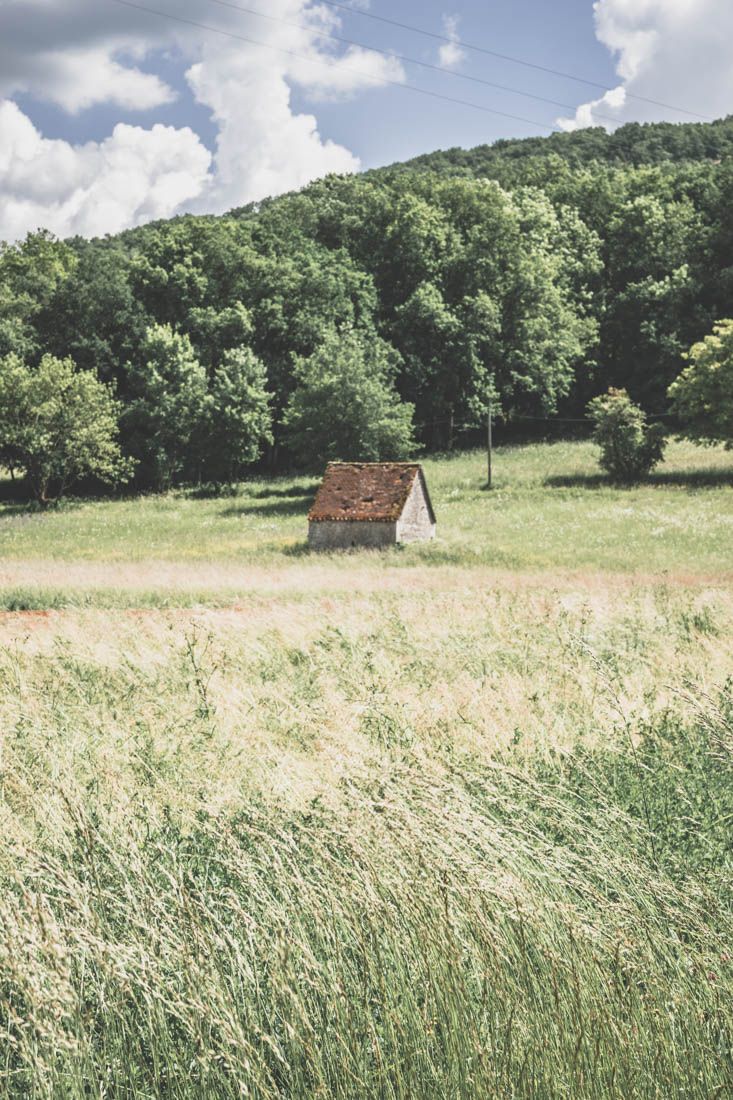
2, 572, 730, 826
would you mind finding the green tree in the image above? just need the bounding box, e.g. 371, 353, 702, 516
124, 324, 208, 490
599, 187, 705, 407
394, 283, 500, 449
587, 388, 666, 483
394, 282, 464, 447
0, 230, 77, 360
199, 348, 273, 484
282, 329, 415, 468
187, 303, 253, 370
128, 222, 209, 325
668, 320, 733, 447
0, 353, 131, 504
378, 191, 457, 310
45, 238, 149, 389
248, 244, 378, 425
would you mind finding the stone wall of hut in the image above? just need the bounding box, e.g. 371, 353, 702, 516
396, 479, 436, 543
308, 520, 398, 550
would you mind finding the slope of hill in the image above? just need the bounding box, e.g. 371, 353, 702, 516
389, 116, 733, 179
2, 116, 733, 487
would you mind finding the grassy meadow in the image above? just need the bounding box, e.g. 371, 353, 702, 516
0, 439, 732, 612
0, 440, 732, 1097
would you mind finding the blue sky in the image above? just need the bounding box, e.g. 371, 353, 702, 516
15, 0, 618, 155
0, 0, 730, 241
299, 0, 619, 168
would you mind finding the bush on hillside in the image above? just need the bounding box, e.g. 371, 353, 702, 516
587, 387, 666, 483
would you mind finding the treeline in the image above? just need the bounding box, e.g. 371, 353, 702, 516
397, 116, 733, 177
1, 117, 732, 495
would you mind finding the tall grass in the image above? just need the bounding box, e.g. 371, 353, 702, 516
0, 585, 731, 1097
2, 744, 731, 1098
1, 440, 731, 1095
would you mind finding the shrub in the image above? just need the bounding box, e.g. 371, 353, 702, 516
587, 387, 666, 483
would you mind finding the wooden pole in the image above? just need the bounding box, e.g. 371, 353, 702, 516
487, 402, 493, 490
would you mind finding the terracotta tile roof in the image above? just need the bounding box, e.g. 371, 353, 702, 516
308, 463, 422, 523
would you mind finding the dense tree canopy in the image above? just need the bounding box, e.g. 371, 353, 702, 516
0, 230, 77, 362
201, 348, 273, 484
0, 116, 732, 494
124, 324, 210, 491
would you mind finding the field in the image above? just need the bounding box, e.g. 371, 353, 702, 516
1, 440, 732, 1098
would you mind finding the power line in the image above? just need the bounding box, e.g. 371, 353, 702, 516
198, 0, 629, 128
316, 0, 714, 123
109, 0, 558, 132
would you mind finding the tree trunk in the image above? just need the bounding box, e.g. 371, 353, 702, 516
34, 481, 53, 508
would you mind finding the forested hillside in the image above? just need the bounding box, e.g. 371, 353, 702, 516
1, 116, 732, 489
395, 116, 733, 177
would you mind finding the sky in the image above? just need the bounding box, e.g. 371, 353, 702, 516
0, 0, 731, 242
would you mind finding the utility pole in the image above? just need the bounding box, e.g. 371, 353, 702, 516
487, 401, 493, 490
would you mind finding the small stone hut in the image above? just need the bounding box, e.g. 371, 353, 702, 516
308, 463, 436, 550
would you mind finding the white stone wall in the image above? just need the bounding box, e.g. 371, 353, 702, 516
309, 520, 398, 550
396, 479, 436, 543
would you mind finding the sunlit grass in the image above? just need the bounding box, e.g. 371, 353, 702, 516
1, 441, 732, 1096
1, 582, 732, 1097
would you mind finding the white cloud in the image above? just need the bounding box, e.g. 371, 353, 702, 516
559, 0, 733, 131
0, 0, 178, 112
0, 100, 211, 240
36, 49, 176, 114
287, 44, 405, 100
0, 0, 406, 241
561, 85, 627, 132
186, 47, 360, 212
184, 2, 404, 214
438, 15, 466, 71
